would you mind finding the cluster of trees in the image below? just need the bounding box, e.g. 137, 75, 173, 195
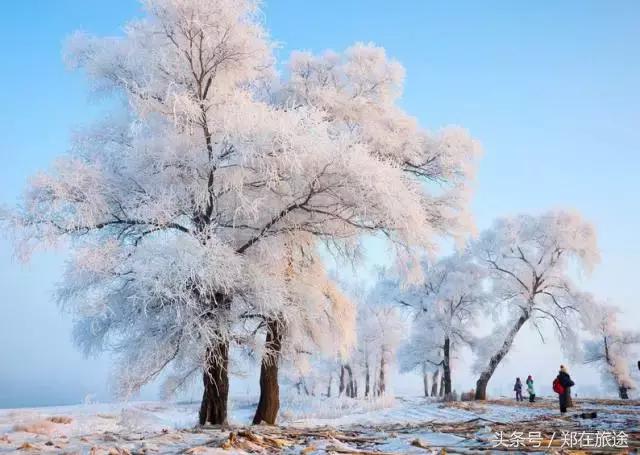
5, 0, 638, 428
293, 211, 638, 402
395, 255, 488, 400
5, 0, 480, 425
287, 301, 405, 401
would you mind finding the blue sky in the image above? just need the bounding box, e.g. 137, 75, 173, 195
1, 1, 638, 407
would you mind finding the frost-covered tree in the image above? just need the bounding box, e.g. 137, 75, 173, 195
282, 43, 482, 249
583, 304, 640, 399
251, 241, 356, 423
278, 299, 403, 402
5, 0, 480, 425
307, 277, 408, 401
396, 255, 487, 399
355, 303, 405, 397
471, 211, 600, 399
252, 41, 481, 421
398, 317, 443, 397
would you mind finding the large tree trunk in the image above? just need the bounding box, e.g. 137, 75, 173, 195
199, 293, 232, 425
326, 375, 332, 398
423, 363, 429, 397
431, 369, 440, 397
365, 361, 370, 398
443, 336, 452, 399
344, 364, 355, 398
339, 365, 346, 396
475, 312, 529, 400
252, 319, 283, 425
378, 354, 386, 396
199, 339, 230, 425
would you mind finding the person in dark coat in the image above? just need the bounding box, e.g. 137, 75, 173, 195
556, 365, 575, 414
514, 377, 523, 402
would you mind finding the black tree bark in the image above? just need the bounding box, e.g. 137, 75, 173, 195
197, 292, 232, 425
344, 364, 355, 398
365, 362, 370, 398
199, 339, 230, 425
475, 312, 529, 400
443, 336, 452, 399
253, 319, 283, 425
423, 364, 429, 397
378, 354, 386, 396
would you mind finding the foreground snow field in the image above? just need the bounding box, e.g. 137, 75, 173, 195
0, 396, 638, 453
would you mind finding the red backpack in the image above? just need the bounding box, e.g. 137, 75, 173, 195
553, 378, 565, 394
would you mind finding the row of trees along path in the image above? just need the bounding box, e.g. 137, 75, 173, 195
379, 211, 601, 401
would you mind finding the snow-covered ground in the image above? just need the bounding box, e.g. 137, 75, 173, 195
0, 396, 638, 453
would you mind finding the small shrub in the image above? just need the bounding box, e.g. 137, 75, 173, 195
47, 416, 73, 424
13, 420, 56, 435
460, 389, 476, 401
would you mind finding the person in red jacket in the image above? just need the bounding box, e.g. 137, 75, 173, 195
553, 365, 575, 414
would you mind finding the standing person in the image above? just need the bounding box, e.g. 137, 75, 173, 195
514, 377, 523, 402
553, 365, 575, 414
526, 375, 536, 403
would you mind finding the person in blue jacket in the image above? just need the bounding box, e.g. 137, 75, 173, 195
513, 377, 523, 402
